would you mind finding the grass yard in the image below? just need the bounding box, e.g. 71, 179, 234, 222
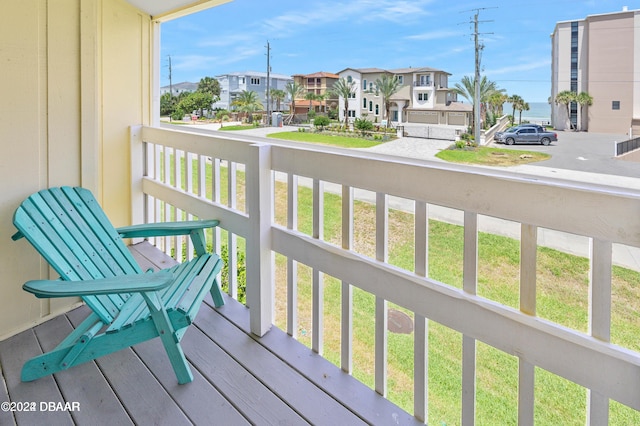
218, 124, 257, 131
164, 153, 640, 424
436, 146, 550, 166
267, 131, 383, 148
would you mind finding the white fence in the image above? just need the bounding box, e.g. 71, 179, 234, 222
131, 125, 640, 425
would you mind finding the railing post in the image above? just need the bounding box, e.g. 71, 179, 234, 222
130, 125, 146, 235
246, 143, 273, 336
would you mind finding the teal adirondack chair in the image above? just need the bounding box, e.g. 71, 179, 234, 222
11, 186, 224, 384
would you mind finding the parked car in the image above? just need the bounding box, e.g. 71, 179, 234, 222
497, 127, 558, 146
494, 124, 545, 141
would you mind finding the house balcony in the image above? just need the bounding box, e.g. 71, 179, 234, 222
413, 81, 433, 87
3, 125, 640, 425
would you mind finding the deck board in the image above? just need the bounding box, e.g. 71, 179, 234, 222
0, 242, 421, 425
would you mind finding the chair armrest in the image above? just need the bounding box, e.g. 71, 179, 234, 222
23, 271, 174, 299
116, 220, 219, 239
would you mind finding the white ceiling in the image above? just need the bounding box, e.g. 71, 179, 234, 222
126, 0, 232, 21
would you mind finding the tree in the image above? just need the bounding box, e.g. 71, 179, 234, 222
555, 90, 577, 130
576, 91, 593, 131
195, 77, 221, 117
304, 92, 318, 113
284, 81, 305, 120
487, 92, 508, 117
269, 89, 286, 112
508, 94, 524, 126
160, 92, 176, 117
175, 91, 213, 120
518, 102, 530, 124
232, 90, 263, 123
329, 78, 356, 129
452, 75, 504, 130
371, 74, 402, 128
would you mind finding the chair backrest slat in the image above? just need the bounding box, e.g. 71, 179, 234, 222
13, 187, 143, 323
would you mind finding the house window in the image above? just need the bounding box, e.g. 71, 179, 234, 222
347, 76, 353, 83
612, 101, 620, 110
363, 79, 367, 90
369, 101, 373, 112
348, 110, 356, 118
250, 78, 260, 85
347, 92, 356, 99
239, 77, 245, 84
369, 82, 373, 91
418, 93, 429, 101
363, 97, 367, 108
375, 104, 379, 115
396, 75, 404, 84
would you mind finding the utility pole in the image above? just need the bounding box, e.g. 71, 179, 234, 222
168, 55, 173, 98
265, 41, 271, 125
464, 8, 494, 145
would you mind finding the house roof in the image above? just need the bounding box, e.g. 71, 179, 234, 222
337, 66, 450, 76
216, 71, 293, 80
160, 81, 198, 91
293, 71, 339, 79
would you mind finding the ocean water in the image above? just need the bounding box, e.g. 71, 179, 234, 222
503, 102, 550, 124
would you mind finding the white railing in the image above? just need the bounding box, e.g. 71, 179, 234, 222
130, 125, 640, 425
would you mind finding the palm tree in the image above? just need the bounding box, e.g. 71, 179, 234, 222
372, 74, 402, 128
576, 91, 593, 131
304, 92, 318, 113
232, 90, 263, 123
487, 92, 508, 117
508, 94, 524, 126
518, 102, 530, 124
555, 90, 577, 130
452, 75, 504, 130
284, 81, 305, 121
269, 89, 286, 112
329, 78, 356, 128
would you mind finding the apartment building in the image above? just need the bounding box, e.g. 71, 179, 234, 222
336, 67, 471, 127
551, 7, 640, 134
211, 71, 293, 111
292, 71, 339, 114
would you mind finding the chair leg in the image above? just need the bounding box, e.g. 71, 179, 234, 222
145, 296, 194, 384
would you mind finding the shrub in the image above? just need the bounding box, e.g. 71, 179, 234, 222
313, 115, 330, 130
308, 110, 316, 120
354, 117, 374, 136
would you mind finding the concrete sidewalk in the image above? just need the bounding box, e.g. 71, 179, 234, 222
177, 122, 640, 272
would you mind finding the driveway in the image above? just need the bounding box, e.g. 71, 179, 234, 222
489, 130, 639, 178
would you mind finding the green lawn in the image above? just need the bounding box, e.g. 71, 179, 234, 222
218, 124, 256, 131
267, 131, 383, 148
436, 146, 550, 166
166, 153, 640, 423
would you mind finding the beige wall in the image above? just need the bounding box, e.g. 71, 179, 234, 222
0, 0, 153, 338
587, 13, 635, 134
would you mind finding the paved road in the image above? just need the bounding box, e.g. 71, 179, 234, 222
166, 122, 640, 271
489, 130, 639, 178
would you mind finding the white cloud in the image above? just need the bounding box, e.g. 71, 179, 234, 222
485, 59, 551, 76
406, 30, 460, 41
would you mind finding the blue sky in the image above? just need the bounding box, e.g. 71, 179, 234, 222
160, 0, 634, 102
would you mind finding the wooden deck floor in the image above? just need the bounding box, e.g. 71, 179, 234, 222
0, 243, 421, 425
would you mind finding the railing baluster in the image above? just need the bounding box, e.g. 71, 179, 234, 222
587, 238, 613, 424
212, 158, 221, 260
287, 174, 298, 338
519, 223, 537, 426
414, 200, 429, 422
462, 211, 478, 426
174, 149, 183, 260
341, 185, 354, 373
312, 178, 324, 355
184, 152, 194, 261
228, 161, 238, 299
375, 192, 388, 396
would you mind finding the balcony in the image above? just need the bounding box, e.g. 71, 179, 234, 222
3, 125, 640, 425
413, 80, 433, 87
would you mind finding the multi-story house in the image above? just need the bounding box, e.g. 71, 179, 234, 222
159, 81, 198, 96
551, 7, 640, 134
292, 71, 339, 114
212, 71, 292, 112
336, 67, 471, 129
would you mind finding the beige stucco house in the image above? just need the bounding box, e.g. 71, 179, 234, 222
336, 67, 472, 128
